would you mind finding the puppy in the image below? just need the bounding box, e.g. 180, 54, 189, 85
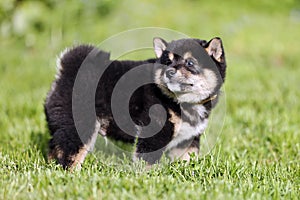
44, 37, 226, 169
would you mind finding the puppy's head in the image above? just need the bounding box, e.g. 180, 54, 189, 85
153, 37, 226, 103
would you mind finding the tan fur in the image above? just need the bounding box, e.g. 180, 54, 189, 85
99, 118, 110, 136
183, 51, 192, 60
168, 109, 181, 138
70, 121, 100, 170
202, 69, 218, 91
205, 39, 223, 62
168, 146, 199, 162
168, 52, 174, 61
48, 146, 63, 161
179, 67, 191, 78
168, 147, 186, 161
181, 146, 199, 161
154, 68, 163, 85
70, 146, 89, 170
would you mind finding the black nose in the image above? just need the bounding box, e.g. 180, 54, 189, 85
166, 69, 176, 79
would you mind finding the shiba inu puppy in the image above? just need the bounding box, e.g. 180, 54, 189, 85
44, 37, 226, 169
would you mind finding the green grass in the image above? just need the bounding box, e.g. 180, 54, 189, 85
0, 0, 300, 199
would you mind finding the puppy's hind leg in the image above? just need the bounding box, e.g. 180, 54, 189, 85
48, 122, 99, 170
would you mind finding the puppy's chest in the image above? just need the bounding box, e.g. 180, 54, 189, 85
167, 105, 208, 150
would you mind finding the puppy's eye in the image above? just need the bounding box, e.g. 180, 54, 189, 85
186, 60, 194, 67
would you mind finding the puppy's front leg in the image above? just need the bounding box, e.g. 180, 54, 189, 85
134, 131, 172, 165
168, 136, 200, 162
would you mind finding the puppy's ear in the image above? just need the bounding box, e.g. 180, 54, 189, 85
205, 37, 224, 62
153, 37, 167, 58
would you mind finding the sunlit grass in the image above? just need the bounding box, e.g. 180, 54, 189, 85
0, 0, 299, 199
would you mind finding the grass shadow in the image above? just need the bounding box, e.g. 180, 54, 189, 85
30, 130, 51, 161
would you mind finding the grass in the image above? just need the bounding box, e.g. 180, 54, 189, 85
0, 0, 300, 199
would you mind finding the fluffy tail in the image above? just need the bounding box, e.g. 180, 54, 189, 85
56, 45, 96, 78
45, 44, 101, 169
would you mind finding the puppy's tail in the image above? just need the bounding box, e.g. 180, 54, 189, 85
56, 45, 96, 78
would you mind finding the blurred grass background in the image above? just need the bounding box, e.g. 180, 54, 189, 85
0, 0, 300, 199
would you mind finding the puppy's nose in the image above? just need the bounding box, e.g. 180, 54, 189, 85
166, 69, 176, 79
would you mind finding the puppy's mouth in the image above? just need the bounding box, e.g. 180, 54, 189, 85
167, 81, 194, 87
163, 71, 195, 93
180, 83, 194, 87
165, 81, 195, 94
179, 82, 194, 92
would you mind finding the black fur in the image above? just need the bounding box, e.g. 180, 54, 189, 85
44, 38, 227, 168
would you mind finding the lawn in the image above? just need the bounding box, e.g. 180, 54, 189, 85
0, 0, 299, 199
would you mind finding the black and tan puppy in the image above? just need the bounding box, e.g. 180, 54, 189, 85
44, 37, 226, 169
